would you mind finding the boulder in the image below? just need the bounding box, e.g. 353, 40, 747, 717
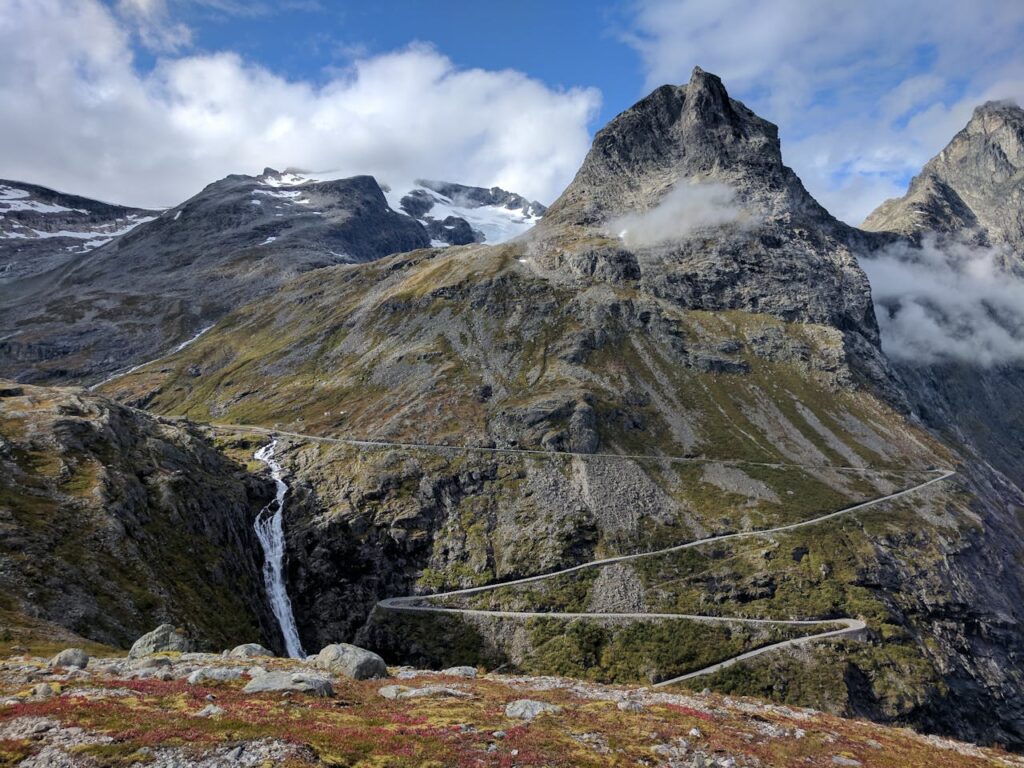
50, 648, 89, 669
128, 624, 191, 659
617, 700, 644, 713
313, 643, 387, 680
228, 643, 274, 659
243, 672, 333, 697
505, 699, 562, 721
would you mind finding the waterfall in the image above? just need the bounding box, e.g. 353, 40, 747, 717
253, 439, 305, 659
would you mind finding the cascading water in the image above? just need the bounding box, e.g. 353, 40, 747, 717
253, 439, 305, 659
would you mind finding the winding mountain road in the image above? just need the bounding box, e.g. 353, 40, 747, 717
372, 467, 953, 686
189, 421, 953, 687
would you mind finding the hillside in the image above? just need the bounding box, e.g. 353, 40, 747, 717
85, 69, 1024, 749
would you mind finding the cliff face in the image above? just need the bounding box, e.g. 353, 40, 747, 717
862, 101, 1024, 490
0, 380, 277, 651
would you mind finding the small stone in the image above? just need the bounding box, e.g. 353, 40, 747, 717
378, 684, 411, 700
486, 743, 498, 753
133, 656, 172, 670
187, 668, 243, 685
30, 683, 54, 699
832, 758, 862, 767
194, 704, 225, 718
505, 699, 562, 721
689, 727, 703, 738
617, 700, 644, 712
441, 666, 477, 679
50, 648, 89, 670
492, 731, 506, 739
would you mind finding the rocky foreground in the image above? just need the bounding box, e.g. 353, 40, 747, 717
0, 627, 1020, 767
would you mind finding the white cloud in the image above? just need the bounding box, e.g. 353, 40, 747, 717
115, 0, 192, 52
862, 235, 1024, 366
622, 0, 1024, 225
0, 0, 599, 209
608, 181, 754, 248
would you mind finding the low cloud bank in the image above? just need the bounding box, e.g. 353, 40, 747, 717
862, 234, 1024, 366
610, 181, 753, 247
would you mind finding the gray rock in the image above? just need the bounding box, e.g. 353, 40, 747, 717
504, 699, 562, 721
228, 643, 274, 659
186, 667, 244, 685
441, 666, 477, 679
128, 624, 191, 659
49, 648, 88, 670
242, 671, 333, 697
313, 643, 388, 680
832, 758, 862, 767
193, 704, 225, 718
378, 684, 470, 701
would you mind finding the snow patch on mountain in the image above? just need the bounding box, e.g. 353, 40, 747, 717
381, 182, 543, 244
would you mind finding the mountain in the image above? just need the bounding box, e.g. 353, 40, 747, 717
862, 101, 1024, 489
0, 171, 427, 385
88, 68, 1024, 749
0, 169, 547, 387
0, 179, 156, 282
864, 100, 1024, 258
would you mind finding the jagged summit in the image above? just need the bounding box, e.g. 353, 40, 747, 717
863, 99, 1024, 252
534, 67, 886, 371
541, 66, 832, 231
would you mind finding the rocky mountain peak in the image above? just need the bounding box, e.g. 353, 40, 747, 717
863, 99, 1024, 252
540, 65, 807, 229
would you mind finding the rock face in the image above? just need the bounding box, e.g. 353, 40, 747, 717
0, 381, 276, 650
0, 179, 156, 283
128, 625, 192, 659
864, 101, 1024, 255
536, 66, 895, 401
862, 101, 1024, 489
313, 644, 388, 680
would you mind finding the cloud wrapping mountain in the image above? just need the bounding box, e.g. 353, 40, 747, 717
608, 181, 753, 247
863, 234, 1024, 366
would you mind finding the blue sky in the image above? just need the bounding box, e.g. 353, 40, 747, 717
137, 1, 646, 125
3, 1, 1023, 222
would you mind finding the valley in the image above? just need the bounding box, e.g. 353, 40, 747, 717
3, 62, 1024, 765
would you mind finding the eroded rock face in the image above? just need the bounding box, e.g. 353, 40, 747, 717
0, 382, 276, 651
